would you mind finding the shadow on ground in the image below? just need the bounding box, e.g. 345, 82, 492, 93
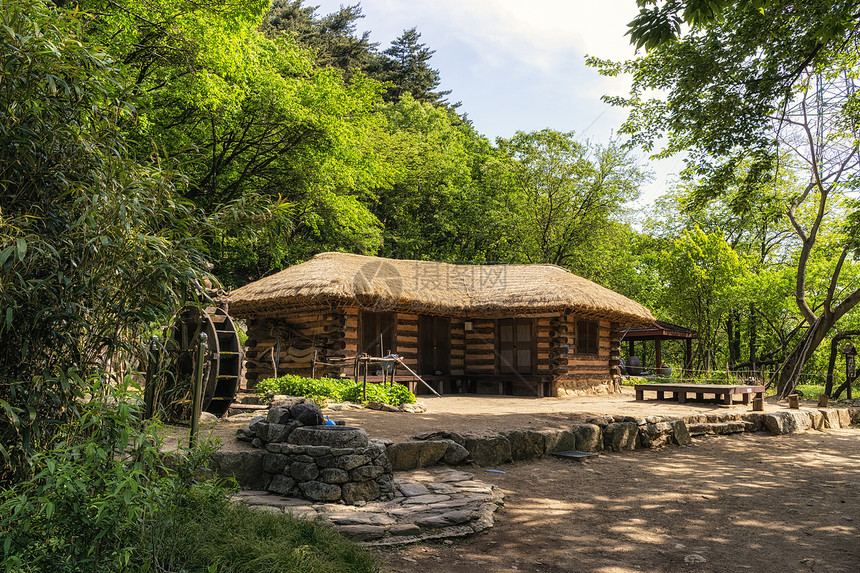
376, 430, 860, 573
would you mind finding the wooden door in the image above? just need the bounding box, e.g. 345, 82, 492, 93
360, 311, 395, 357
497, 318, 534, 374
419, 315, 450, 375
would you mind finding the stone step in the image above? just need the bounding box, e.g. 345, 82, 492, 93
227, 402, 268, 417
232, 468, 504, 545
687, 421, 756, 436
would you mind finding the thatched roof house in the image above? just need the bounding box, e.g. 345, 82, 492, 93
230, 253, 654, 397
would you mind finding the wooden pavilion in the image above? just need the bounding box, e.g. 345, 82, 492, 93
621, 320, 697, 375
228, 253, 655, 397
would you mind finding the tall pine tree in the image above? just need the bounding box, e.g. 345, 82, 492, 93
378, 27, 451, 105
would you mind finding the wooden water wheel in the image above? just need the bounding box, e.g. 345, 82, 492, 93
161, 306, 243, 419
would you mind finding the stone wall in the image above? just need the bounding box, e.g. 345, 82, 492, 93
214, 406, 860, 488
554, 378, 618, 397
262, 442, 394, 504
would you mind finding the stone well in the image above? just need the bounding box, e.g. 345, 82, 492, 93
262, 425, 394, 504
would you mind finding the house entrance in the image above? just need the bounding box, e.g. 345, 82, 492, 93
497, 318, 534, 374
418, 315, 450, 375
360, 311, 395, 357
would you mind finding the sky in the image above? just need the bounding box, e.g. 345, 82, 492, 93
310, 0, 685, 206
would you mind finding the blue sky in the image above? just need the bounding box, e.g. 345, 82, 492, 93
310, 0, 684, 205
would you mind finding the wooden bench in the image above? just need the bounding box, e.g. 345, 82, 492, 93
634, 383, 765, 405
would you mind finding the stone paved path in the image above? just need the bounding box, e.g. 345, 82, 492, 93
231, 467, 504, 545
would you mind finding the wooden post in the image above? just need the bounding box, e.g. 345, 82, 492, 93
628, 339, 635, 360
311, 350, 317, 379
143, 335, 160, 420
685, 338, 693, 375
655, 339, 663, 373
190, 333, 207, 448
362, 356, 368, 402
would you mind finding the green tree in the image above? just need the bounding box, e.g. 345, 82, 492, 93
0, 0, 210, 484
372, 96, 486, 260
378, 27, 452, 105
655, 227, 748, 372
492, 130, 646, 274
647, 162, 800, 367
77, 0, 394, 286
593, 0, 860, 395
260, 0, 382, 81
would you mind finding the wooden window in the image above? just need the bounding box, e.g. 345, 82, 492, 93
576, 320, 599, 355
360, 311, 395, 357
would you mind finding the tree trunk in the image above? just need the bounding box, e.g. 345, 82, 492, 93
726, 316, 736, 366
748, 303, 757, 364
775, 316, 833, 398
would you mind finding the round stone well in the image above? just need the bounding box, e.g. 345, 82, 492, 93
263, 425, 394, 504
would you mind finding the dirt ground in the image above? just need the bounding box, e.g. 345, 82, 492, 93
169, 389, 859, 572
375, 430, 860, 573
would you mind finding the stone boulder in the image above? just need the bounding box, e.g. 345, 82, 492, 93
502, 429, 546, 460
763, 411, 812, 435
603, 422, 638, 451
819, 408, 851, 429
571, 424, 602, 452
342, 481, 380, 504
210, 449, 264, 489
539, 429, 577, 454
463, 434, 512, 466
267, 406, 293, 425
441, 440, 470, 465
671, 420, 692, 445
413, 431, 466, 445
386, 440, 448, 471
287, 425, 368, 448
290, 402, 325, 426
299, 480, 342, 502
639, 422, 674, 448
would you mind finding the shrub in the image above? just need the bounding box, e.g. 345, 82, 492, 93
257, 374, 416, 406
0, 378, 382, 573
0, 379, 224, 572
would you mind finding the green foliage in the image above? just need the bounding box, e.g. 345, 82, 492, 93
260, 0, 382, 82
339, 380, 416, 406
655, 226, 748, 369
378, 27, 451, 105
257, 374, 416, 406
492, 129, 647, 274
78, 0, 394, 286
165, 503, 380, 573
0, 379, 226, 572
0, 379, 379, 573
0, 0, 210, 484
595, 0, 860, 395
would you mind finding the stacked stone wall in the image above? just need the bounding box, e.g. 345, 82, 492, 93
262, 442, 394, 504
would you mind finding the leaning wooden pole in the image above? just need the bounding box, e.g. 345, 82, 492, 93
394, 357, 441, 398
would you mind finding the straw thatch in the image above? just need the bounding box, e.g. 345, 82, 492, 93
228, 252, 654, 324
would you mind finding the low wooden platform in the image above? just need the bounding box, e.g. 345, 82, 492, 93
634, 383, 765, 405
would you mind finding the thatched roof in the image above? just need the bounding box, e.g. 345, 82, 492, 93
228, 252, 654, 324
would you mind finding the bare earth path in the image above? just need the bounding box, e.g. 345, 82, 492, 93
374, 429, 860, 573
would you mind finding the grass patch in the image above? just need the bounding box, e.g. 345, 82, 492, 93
257, 374, 416, 406
159, 502, 380, 573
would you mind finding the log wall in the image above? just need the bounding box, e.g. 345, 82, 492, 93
464, 318, 496, 375
553, 316, 618, 397
450, 318, 465, 376
394, 312, 418, 371
536, 317, 553, 376
241, 303, 626, 399
243, 306, 347, 388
